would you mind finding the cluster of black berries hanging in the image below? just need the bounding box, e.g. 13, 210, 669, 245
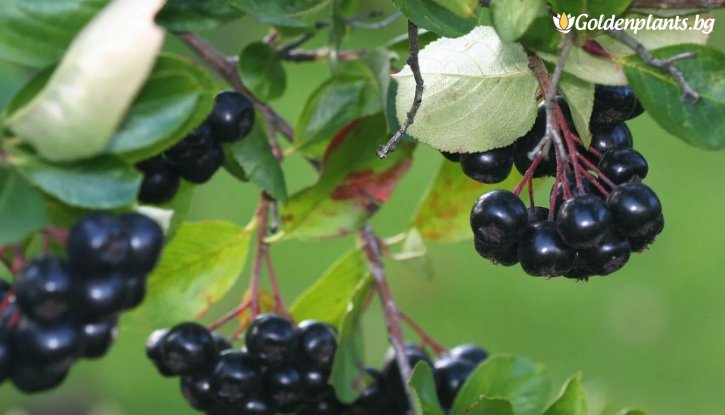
137, 91, 255, 204
446, 85, 663, 279
0, 213, 163, 393
146, 314, 342, 414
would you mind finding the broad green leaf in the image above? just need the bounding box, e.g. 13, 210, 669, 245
452, 355, 550, 415
542, 375, 587, 415
558, 73, 595, 144
329, 276, 373, 403
238, 42, 286, 101
490, 0, 548, 42
7, 147, 141, 210
518, 15, 561, 53
290, 249, 368, 327
622, 44, 725, 150
227, 115, 288, 202
456, 397, 516, 415
387, 30, 441, 64
282, 115, 414, 240
392, 0, 482, 38
549, 0, 633, 16
0, 167, 48, 245
409, 362, 445, 415
412, 161, 521, 242
0, 0, 109, 67
231, 0, 331, 27
394, 26, 538, 153
133, 221, 251, 327
5, 0, 166, 162
156, 0, 245, 31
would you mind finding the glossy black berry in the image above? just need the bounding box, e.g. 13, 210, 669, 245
297, 320, 337, 369
120, 213, 164, 275
564, 254, 595, 281
137, 157, 180, 204
165, 123, 215, 167
299, 394, 345, 415
74, 274, 127, 321
441, 151, 461, 162
177, 142, 225, 184
15, 257, 73, 323
606, 183, 662, 238
11, 364, 68, 393
348, 369, 392, 415
300, 368, 331, 400
67, 213, 129, 273
211, 350, 261, 408
591, 85, 644, 127
146, 329, 174, 377
123, 275, 146, 310
629, 214, 664, 252
513, 98, 572, 178
0, 278, 10, 297
460, 145, 513, 184
474, 237, 519, 266
580, 231, 631, 275
518, 221, 575, 277
266, 367, 303, 412
0, 331, 12, 382
589, 123, 633, 156
161, 322, 217, 375
449, 344, 488, 366
246, 313, 297, 366
242, 398, 275, 415
551, 173, 602, 211
556, 195, 613, 248
434, 357, 475, 409
15, 320, 83, 372
207, 91, 255, 143
181, 374, 217, 411
81, 317, 118, 359
470, 190, 527, 248
383, 344, 432, 405
598, 148, 649, 184
527, 207, 550, 223
212, 331, 232, 353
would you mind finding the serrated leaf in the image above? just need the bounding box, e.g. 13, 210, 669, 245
7, 146, 141, 210
230, 0, 331, 27
156, 0, 245, 31
132, 221, 251, 327
456, 397, 516, 415
451, 355, 551, 415
394, 26, 538, 153
330, 276, 373, 403
412, 161, 521, 242
0, 167, 49, 245
283, 115, 413, 240
409, 362, 445, 415
238, 42, 286, 101
549, 0, 633, 16
392, 0, 482, 38
227, 115, 288, 202
5, 0, 166, 162
542, 375, 587, 415
622, 44, 725, 150
490, 0, 548, 42
558, 73, 594, 144
290, 249, 368, 327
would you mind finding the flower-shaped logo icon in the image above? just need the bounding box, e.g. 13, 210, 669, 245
553, 13, 575, 33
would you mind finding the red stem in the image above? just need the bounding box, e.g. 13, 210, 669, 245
207, 299, 252, 332
265, 251, 292, 321
513, 153, 544, 196
400, 312, 447, 356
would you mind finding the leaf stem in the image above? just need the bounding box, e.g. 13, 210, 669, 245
399, 312, 447, 356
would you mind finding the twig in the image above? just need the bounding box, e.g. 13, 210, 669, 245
606, 29, 700, 102
265, 251, 291, 320
399, 312, 447, 356
249, 196, 270, 317
377, 21, 423, 158
349, 11, 403, 29
279, 48, 367, 62
207, 299, 251, 332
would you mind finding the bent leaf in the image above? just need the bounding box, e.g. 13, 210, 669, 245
392, 0, 482, 38
231, 0, 331, 27
542, 375, 587, 415
490, 0, 548, 42
156, 0, 245, 31
409, 362, 445, 415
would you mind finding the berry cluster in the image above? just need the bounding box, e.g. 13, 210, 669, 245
137, 91, 255, 204
0, 213, 163, 393
146, 314, 340, 414
450, 85, 663, 279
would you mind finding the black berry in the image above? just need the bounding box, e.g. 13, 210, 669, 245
518, 221, 575, 277
470, 190, 527, 248
242, 398, 275, 415
15, 257, 73, 323
165, 123, 214, 167
556, 194, 613, 249
629, 214, 664, 252
0, 331, 12, 382
123, 274, 146, 310
207, 91, 255, 143
300, 368, 331, 400
146, 329, 174, 377
176, 142, 225, 184
67, 213, 129, 273
160, 322, 217, 375
14, 320, 83, 372
137, 157, 180, 204
299, 394, 345, 415
449, 344, 488, 366
81, 316, 118, 359
441, 151, 461, 162
527, 207, 550, 223
591, 85, 644, 127
474, 237, 519, 266
120, 213, 164, 275
74, 274, 127, 321
606, 183, 662, 238
297, 320, 337, 369
460, 145, 513, 184
598, 148, 649, 184
11, 364, 68, 394
266, 367, 303, 412
349, 369, 393, 415
434, 357, 475, 409
211, 350, 261, 408
245, 313, 297, 366
589, 123, 633, 156
181, 374, 217, 411
580, 231, 631, 275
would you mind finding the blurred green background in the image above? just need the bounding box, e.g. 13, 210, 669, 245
1, 2, 724, 415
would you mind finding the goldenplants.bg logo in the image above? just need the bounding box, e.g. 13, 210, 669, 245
553, 13, 715, 34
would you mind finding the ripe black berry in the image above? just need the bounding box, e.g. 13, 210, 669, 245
67, 213, 129, 273
606, 183, 662, 238
598, 148, 649, 184
211, 350, 262, 408
460, 145, 514, 184
207, 91, 255, 143
181, 374, 217, 411
242, 398, 275, 415
474, 237, 519, 266
441, 151, 461, 162
15, 257, 73, 323
589, 123, 633, 156
15, 320, 83, 372
123, 275, 146, 310
470, 190, 527, 248
556, 195, 613, 248
513, 98, 572, 178
146, 329, 174, 377
297, 320, 337, 369
0, 332, 12, 382
527, 207, 550, 223
81, 317, 118, 359
176, 142, 225, 184
11, 364, 68, 394
299, 394, 345, 415
74, 274, 127, 321
120, 213, 164, 275
591, 85, 644, 127
165, 123, 214, 167
212, 331, 232, 353
300, 368, 331, 400
349, 369, 392, 415
383, 344, 432, 406
564, 254, 595, 281
160, 322, 217, 375
245, 313, 297, 366
579, 232, 631, 275
434, 357, 475, 409
449, 344, 488, 366
518, 221, 575, 277
137, 156, 180, 204
266, 367, 303, 412
629, 214, 664, 252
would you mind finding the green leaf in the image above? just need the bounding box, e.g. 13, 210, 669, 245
328, 0, 347, 73
412, 161, 522, 242
392, 0, 482, 38
329, 275, 373, 403
0, 0, 109, 67
7, 146, 141, 210
387, 30, 441, 64
395, 26, 538, 153
451, 355, 551, 415
238, 42, 286, 101
0, 167, 49, 245
156, 0, 245, 31
456, 397, 516, 415
133, 221, 252, 327
617, 409, 649, 415
227, 115, 288, 202
5, 0, 166, 162
542, 375, 587, 415
517, 15, 561, 53
558, 73, 594, 144
622, 44, 725, 150
391, 228, 433, 279
282, 114, 413, 240
490, 0, 547, 42
549, 0, 633, 16
409, 362, 445, 415
290, 249, 369, 327
231, 0, 331, 27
